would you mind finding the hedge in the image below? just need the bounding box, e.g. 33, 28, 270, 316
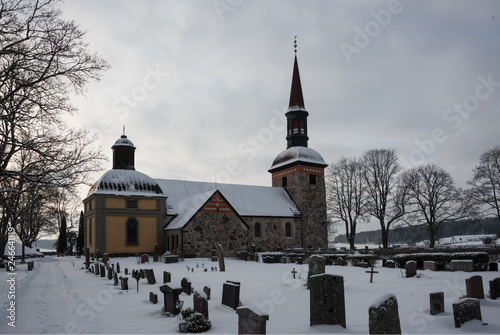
392, 252, 490, 271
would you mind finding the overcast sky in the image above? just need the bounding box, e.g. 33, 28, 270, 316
61, 0, 500, 230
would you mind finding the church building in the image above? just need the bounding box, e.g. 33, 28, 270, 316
83, 52, 328, 257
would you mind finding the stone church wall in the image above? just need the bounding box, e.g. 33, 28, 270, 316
245, 216, 303, 251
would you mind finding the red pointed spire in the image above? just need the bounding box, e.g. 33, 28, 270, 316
288, 54, 305, 110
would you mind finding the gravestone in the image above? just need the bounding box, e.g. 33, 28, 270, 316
489, 278, 500, 299
423, 261, 436, 271
102, 253, 109, 266
368, 294, 401, 334
107, 266, 113, 280
430, 292, 445, 315
95, 264, 100, 276
357, 262, 369, 268
181, 277, 192, 295
85, 246, 90, 269
164, 255, 179, 263
159, 284, 183, 315
203, 286, 211, 300
335, 257, 346, 266
489, 262, 498, 272
236, 306, 269, 335
163, 271, 171, 284
116, 262, 120, 273
153, 244, 160, 262
149, 292, 158, 304
27, 261, 34, 271
465, 275, 484, 299
113, 271, 119, 286
217, 244, 225, 272
452, 298, 482, 328
140, 269, 145, 279
141, 254, 149, 264
307, 255, 326, 288
145, 269, 156, 285
405, 261, 417, 278
119, 276, 129, 290
100, 264, 106, 278
451, 260, 474, 272
91, 266, 94, 274
222, 281, 241, 309
193, 291, 209, 319
309, 274, 345, 328
384, 260, 395, 268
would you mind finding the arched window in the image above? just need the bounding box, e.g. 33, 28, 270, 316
255, 222, 261, 238
126, 218, 138, 245
285, 222, 292, 238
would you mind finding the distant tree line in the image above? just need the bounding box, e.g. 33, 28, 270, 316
0, 0, 108, 262
326, 146, 500, 249
333, 217, 500, 245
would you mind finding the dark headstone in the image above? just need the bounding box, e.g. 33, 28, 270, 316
369, 294, 401, 334
95, 264, 100, 276
100, 264, 106, 278
217, 244, 225, 272
203, 286, 211, 300
102, 253, 109, 266
113, 271, 119, 286
489, 278, 500, 299
452, 298, 482, 328
384, 260, 395, 268
27, 261, 34, 271
309, 274, 345, 328
430, 292, 445, 315
236, 306, 269, 335
222, 281, 240, 309
405, 261, 417, 278
163, 271, 171, 284
91, 266, 94, 274
85, 246, 90, 269
193, 291, 209, 319
357, 262, 369, 268
141, 254, 149, 264
164, 255, 179, 263
307, 255, 326, 288
119, 276, 129, 290
465, 275, 484, 299
335, 257, 346, 266
451, 260, 474, 272
150, 292, 158, 304
124, 268, 128, 275
145, 269, 156, 285
489, 262, 498, 272
181, 277, 192, 295
116, 262, 120, 273
159, 284, 183, 315
153, 244, 159, 262
211, 256, 218, 262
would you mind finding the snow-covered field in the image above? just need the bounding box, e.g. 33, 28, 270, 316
1, 255, 499, 334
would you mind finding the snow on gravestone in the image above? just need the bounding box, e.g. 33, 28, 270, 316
368, 293, 401, 335
193, 290, 209, 319
236, 306, 269, 335
405, 261, 417, 278
181, 277, 192, 295
452, 298, 482, 328
309, 274, 345, 328
306, 255, 325, 288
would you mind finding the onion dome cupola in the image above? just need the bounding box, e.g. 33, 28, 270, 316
112, 134, 136, 170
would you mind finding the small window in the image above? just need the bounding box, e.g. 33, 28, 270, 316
89, 201, 92, 210
255, 222, 261, 238
282, 177, 288, 187
309, 174, 316, 185
126, 199, 137, 208
126, 218, 138, 245
285, 222, 292, 238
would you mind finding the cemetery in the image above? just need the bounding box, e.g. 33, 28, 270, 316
2, 248, 499, 334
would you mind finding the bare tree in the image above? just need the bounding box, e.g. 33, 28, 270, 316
326, 156, 368, 250
401, 163, 471, 248
362, 148, 406, 248
0, 0, 109, 261
468, 145, 500, 221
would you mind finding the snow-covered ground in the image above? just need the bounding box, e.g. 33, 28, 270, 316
1, 255, 499, 334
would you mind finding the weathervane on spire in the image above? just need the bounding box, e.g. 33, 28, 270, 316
294, 36, 297, 53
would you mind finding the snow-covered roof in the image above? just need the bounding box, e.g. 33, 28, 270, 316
112, 135, 135, 148
155, 179, 300, 230
87, 169, 165, 197
269, 146, 328, 171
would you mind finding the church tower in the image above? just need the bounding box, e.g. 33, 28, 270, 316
269, 45, 328, 249
112, 134, 136, 170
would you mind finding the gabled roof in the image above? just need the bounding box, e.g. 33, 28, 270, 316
155, 179, 300, 230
